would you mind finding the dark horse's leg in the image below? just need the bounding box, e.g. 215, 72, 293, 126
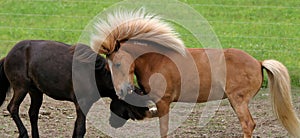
28, 90, 43, 138
7, 87, 29, 138
72, 100, 93, 138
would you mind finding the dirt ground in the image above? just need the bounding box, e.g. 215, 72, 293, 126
0, 88, 299, 138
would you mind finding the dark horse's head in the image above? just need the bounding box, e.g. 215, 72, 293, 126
109, 90, 152, 128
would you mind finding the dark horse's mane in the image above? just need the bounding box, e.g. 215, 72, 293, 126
69, 43, 109, 75
69, 43, 116, 99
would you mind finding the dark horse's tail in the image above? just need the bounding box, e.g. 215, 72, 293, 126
0, 58, 10, 106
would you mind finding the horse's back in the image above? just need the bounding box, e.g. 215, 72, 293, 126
193, 48, 263, 90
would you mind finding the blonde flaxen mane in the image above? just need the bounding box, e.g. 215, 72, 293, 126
91, 8, 186, 55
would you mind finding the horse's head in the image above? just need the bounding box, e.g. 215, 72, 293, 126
109, 99, 131, 128
109, 94, 151, 128
107, 48, 136, 100
91, 8, 186, 99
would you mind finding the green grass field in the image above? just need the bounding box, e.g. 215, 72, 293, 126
0, 0, 299, 87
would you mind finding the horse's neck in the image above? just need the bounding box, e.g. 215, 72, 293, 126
133, 52, 170, 86
94, 55, 117, 99
95, 71, 117, 99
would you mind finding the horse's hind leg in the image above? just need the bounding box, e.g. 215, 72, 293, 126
28, 90, 43, 138
7, 88, 29, 138
227, 93, 256, 138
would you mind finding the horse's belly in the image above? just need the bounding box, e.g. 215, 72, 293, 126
174, 86, 226, 103
29, 60, 74, 101
187, 49, 226, 103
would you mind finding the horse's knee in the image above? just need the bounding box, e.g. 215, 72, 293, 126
28, 105, 40, 117
7, 103, 18, 115
28, 109, 39, 122
7, 89, 28, 115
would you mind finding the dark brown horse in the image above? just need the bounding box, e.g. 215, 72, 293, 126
91, 9, 300, 138
0, 40, 153, 138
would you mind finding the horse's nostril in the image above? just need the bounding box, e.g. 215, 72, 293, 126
129, 89, 133, 94
118, 89, 126, 100
128, 85, 134, 94
119, 89, 124, 99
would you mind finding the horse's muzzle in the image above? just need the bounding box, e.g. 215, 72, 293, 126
118, 84, 135, 100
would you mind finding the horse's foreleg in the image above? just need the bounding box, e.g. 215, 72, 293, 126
228, 94, 256, 138
28, 91, 43, 138
72, 101, 93, 138
156, 100, 170, 138
7, 88, 29, 138
73, 104, 86, 138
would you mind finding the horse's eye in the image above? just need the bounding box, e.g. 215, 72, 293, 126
115, 63, 121, 68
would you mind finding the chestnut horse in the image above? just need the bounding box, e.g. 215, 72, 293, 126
0, 40, 153, 138
91, 9, 300, 137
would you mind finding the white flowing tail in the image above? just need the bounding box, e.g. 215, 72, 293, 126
262, 59, 300, 137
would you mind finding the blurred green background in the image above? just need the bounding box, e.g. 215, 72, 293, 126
0, 0, 299, 87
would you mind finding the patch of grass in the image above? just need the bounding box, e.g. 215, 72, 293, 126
0, 0, 299, 87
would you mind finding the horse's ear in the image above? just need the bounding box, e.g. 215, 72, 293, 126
105, 62, 110, 71
114, 40, 121, 52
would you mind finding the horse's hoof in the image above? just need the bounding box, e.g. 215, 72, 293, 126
19, 133, 29, 138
